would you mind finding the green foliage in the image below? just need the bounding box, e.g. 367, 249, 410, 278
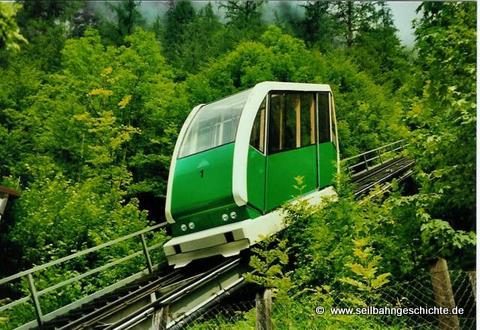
238, 177, 465, 328
164, 0, 196, 60
282, 1, 409, 90
0, 27, 174, 326
6, 28, 180, 197
17, 0, 83, 22
293, 175, 306, 195
0, 56, 43, 178
420, 218, 476, 261
17, 20, 68, 72
324, 50, 407, 156
348, 7, 410, 89
0, 3, 27, 52
2, 171, 167, 328
331, 1, 392, 49
241, 191, 409, 329
299, 1, 337, 51
13, 0, 86, 71
408, 2, 476, 232
245, 237, 292, 297
340, 237, 391, 307
8, 174, 148, 265
221, 0, 265, 31
100, 0, 145, 45
163, 2, 226, 78
282, 179, 423, 285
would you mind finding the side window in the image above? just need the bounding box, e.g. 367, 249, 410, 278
268, 93, 284, 153
179, 89, 251, 158
300, 93, 316, 146
250, 98, 266, 152
318, 92, 330, 143
268, 92, 316, 154
283, 94, 297, 150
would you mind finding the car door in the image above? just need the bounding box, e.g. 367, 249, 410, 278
247, 98, 267, 212
317, 92, 337, 188
265, 92, 318, 211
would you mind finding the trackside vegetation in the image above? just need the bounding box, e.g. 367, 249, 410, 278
0, 1, 476, 328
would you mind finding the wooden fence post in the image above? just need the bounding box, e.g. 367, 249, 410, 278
152, 304, 169, 330
467, 271, 476, 299
430, 257, 460, 330
256, 288, 272, 330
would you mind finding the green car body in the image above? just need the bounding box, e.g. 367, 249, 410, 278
164, 82, 339, 266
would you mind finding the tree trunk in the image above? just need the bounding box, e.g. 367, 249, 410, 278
346, 1, 353, 48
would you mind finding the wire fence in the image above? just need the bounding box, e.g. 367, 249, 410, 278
175, 300, 256, 330
175, 269, 476, 330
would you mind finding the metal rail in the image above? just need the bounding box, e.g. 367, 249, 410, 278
352, 157, 415, 197
0, 222, 167, 329
55, 269, 188, 330
342, 139, 408, 176
167, 273, 248, 330
101, 258, 242, 330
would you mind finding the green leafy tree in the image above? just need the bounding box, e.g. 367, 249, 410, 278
163, 0, 196, 69
8, 0, 78, 72
0, 57, 42, 179
163, 2, 225, 78
299, 1, 337, 51
100, 0, 145, 45
71, 6, 100, 37
348, 3, 409, 89
330, 0, 380, 48
2, 28, 181, 220
222, 0, 265, 29
271, 2, 301, 37
409, 2, 476, 232
1, 31, 174, 321
0, 3, 27, 52
16, 0, 83, 22
8, 174, 148, 266
220, 0, 266, 44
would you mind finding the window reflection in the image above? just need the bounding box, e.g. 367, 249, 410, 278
250, 98, 266, 152
268, 92, 316, 154
318, 92, 331, 144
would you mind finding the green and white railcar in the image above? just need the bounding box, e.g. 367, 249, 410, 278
164, 82, 339, 267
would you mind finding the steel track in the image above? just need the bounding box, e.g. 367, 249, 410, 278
38, 258, 239, 329
105, 258, 242, 330
352, 156, 415, 197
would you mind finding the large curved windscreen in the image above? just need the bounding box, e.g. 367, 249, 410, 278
178, 89, 251, 158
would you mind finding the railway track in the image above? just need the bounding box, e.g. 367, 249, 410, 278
107, 258, 246, 330
352, 156, 415, 197
39, 258, 245, 330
